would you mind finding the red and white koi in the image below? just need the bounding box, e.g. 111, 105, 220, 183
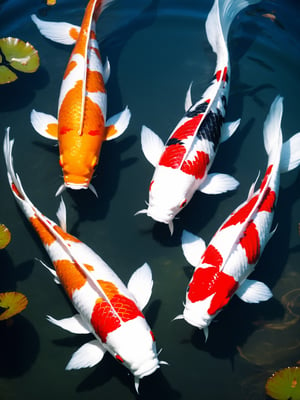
138, 0, 262, 234
30, 0, 131, 196
176, 96, 300, 339
3, 129, 165, 392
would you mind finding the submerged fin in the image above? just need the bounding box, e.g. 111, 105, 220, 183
280, 131, 300, 173
127, 263, 153, 311
141, 125, 165, 167
36, 258, 60, 284
184, 82, 193, 112
30, 109, 58, 140
220, 119, 240, 143
47, 314, 91, 334
198, 173, 239, 194
105, 106, 131, 140
56, 198, 67, 232
66, 340, 106, 370
236, 279, 272, 303
31, 14, 80, 45
181, 230, 206, 268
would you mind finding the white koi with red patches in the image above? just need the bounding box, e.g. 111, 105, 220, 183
139, 0, 262, 233
30, 0, 131, 195
177, 97, 300, 339
3, 129, 164, 391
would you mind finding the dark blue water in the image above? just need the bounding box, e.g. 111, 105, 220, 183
0, 0, 299, 399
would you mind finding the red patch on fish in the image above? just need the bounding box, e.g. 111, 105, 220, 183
259, 188, 276, 212
60, 126, 72, 135
172, 114, 203, 141
215, 70, 222, 81
91, 295, 144, 342
202, 244, 223, 268
188, 266, 238, 315
181, 150, 209, 179
239, 220, 260, 264
221, 195, 259, 230
222, 67, 228, 82
159, 144, 186, 169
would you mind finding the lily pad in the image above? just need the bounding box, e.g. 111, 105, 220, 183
265, 367, 300, 399
0, 37, 39, 73
0, 224, 11, 249
0, 292, 28, 321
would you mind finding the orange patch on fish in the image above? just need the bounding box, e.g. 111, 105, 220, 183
30, 217, 56, 246
97, 280, 120, 299
54, 259, 86, 298
86, 69, 105, 93
53, 225, 81, 243
64, 60, 77, 80
46, 123, 58, 139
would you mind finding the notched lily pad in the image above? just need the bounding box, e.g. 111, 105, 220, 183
0, 292, 28, 320
0, 37, 40, 73
0, 224, 11, 249
265, 367, 300, 399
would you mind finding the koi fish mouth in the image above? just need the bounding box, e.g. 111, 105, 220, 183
135, 207, 175, 234
56, 182, 98, 197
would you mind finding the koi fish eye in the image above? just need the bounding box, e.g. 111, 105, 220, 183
180, 200, 187, 208
149, 180, 154, 191
115, 354, 124, 363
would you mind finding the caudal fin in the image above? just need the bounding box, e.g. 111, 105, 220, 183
205, 0, 261, 63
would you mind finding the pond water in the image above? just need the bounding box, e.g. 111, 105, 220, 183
0, 0, 300, 399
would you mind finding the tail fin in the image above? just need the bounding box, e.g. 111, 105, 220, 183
94, 0, 115, 21
263, 95, 283, 166
3, 128, 35, 214
280, 131, 300, 173
263, 96, 300, 174
205, 0, 261, 64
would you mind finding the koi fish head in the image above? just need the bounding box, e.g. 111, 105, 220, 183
176, 264, 238, 335
57, 152, 99, 196
137, 167, 196, 233
106, 317, 160, 388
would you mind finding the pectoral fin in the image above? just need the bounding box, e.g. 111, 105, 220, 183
141, 125, 165, 167
30, 109, 58, 140
181, 230, 206, 267
220, 119, 240, 143
105, 106, 131, 140
127, 263, 153, 310
66, 340, 106, 370
184, 82, 193, 112
31, 15, 80, 45
198, 173, 239, 194
236, 279, 272, 303
47, 314, 91, 334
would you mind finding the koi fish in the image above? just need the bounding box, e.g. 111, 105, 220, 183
30, 0, 131, 196
3, 129, 165, 392
138, 0, 262, 234
176, 96, 300, 339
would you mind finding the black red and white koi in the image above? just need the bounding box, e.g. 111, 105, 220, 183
176, 96, 300, 339
138, 0, 262, 234
31, 0, 131, 196
3, 129, 166, 392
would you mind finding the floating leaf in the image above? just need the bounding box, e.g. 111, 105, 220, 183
0, 292, 28, 320
0, 65, 17, 84
265, 367, 300, 399
0, 37, 40, 73
0, 224, 11, 249
47, 0, 56, 5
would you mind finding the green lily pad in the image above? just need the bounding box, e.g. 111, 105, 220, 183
0, 224, 11, 249
0, 65, 17, 84
0, 37, 40, 73
265, 367, 300, 399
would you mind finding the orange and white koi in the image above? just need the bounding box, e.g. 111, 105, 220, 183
3, 129, 165, 391
30, 0, 131, 196
176, 97, 300, 339
138, 0, 261, 234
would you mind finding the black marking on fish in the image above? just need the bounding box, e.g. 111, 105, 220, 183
186, 102, 209, 118
166, 137, 184, 147
196, 109, 224, 151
